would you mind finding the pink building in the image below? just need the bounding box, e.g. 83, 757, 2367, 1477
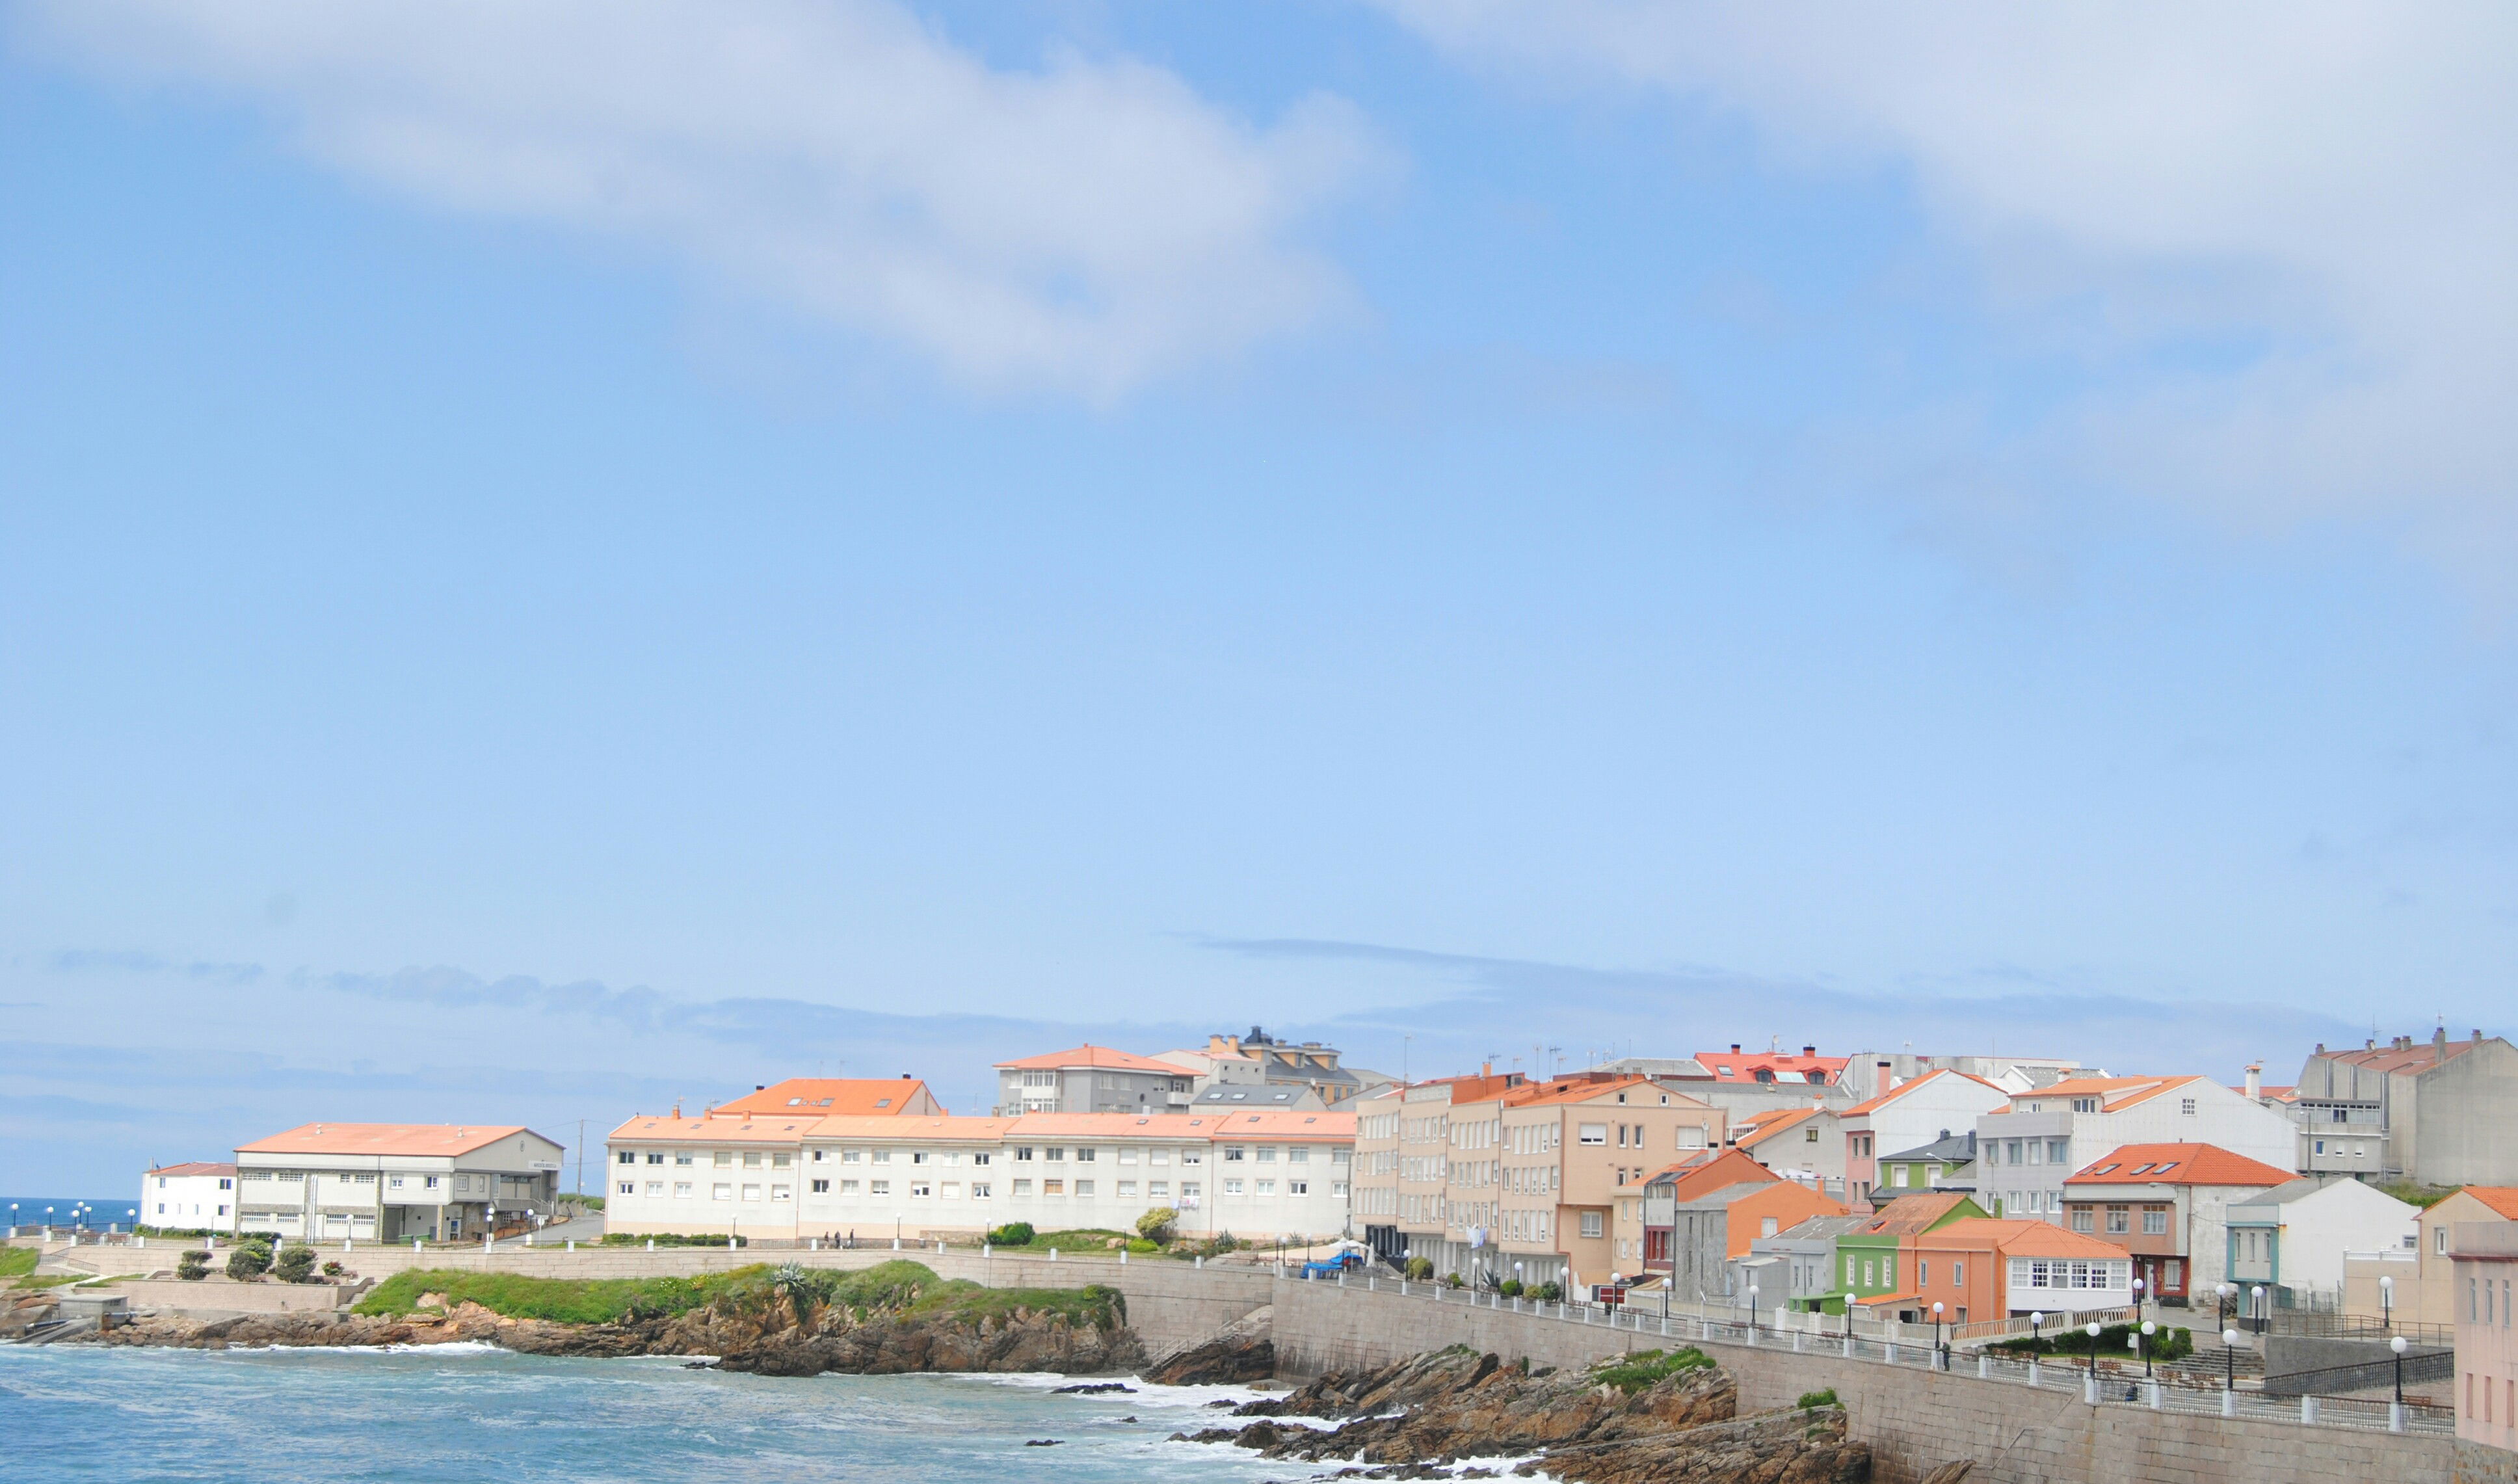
2454, 1220, 2518, 1453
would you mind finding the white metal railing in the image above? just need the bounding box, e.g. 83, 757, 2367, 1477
1316, 1269, 2451, 1438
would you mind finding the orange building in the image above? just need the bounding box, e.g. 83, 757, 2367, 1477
708, 1077, 944, 1119
1908, 1217, 2136, 1325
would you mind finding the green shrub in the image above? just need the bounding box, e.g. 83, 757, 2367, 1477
597, 1232, 746, 1247
1135, 1208, 1178, 1245
1405, 1256, 1435, 1280
1499, 1278, 1523, 1297
987, 1223, 1037, 1247
1444, 1271, 1464, 1288
1797, 1388, 1840, 1410
1125, 1238, 1159, 1253
1991, 1323, 2193, 1362
175, 1251, 211, 1282
1591, 1348, 1714, 1394
321, 1261, 345, 1277
225, 1243, 272, 1280
1531, 1281, 1564, 1303
272, 1245, 318, 1284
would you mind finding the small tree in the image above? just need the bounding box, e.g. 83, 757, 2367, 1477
987, 1222, 1035, 1246
176, 1251, 211, 1282
226, 1242, 272, 1281
1405, 1256, 1435, 1280
272, 1245, 318, 1283
1135, 1208, 1178, 1245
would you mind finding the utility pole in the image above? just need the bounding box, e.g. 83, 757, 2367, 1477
576, 1119, 587, 1199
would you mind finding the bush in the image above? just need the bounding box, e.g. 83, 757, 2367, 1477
1125, 1238, 1159, 1253
175, 1251, 211, 1282
225, 1243, 272, 1281
987, 1223, 1037, 1247
598, 1232, 746, 1247
1990, 1323, 2193, 1362
321, 1261, 345, 1277
1499, 1278, 1523, 1297
1405, 1256, 1435, 1280
1797, 1388, 1840, 1410
272, 1245, 319, 1283
1591, 1348, 1714, 1394
1135, 1207, 1178, 1245
1444, 1272, 1465, 1289
1531, 1281, 1564, 1303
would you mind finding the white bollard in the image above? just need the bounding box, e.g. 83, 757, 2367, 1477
137, 1236, 146, 1251
983, 1243, 991, 1258
892, 1238, 901, 1251
935, 1240, 944, 1254
2147, 1381, 2162, 1411
1796, 1331, 1806, 1354
2221, 1389, 2235, 1418
414, 1239, 422, 1254
2389, 1402, 2406, 1434
2085, 1375, 2099, 1406
1977, 1354, 1989, 1379
567, 1240, 576, 1252
2301, 1396, 2318, 1425
1121, 1249, 1129, 1265
1843, 1333, 1855, 1358
646, 1239, 655, 1252
2028, 1359, 2040, 1388
1049, 1248, 1057, 1262
1195, 1255, 1203, 1270
809, 1238, 817, 1251
343, 1239, 352, 1254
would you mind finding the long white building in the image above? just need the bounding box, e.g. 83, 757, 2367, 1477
605, 1108, 1355, 1244
235, 1123, 567, 1242
140, 1162, 239, 1234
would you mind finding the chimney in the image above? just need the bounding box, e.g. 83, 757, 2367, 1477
1802, 1045, 1816, 1058
2244, 1063, 2261, 1100
1732, 1043, 1743, 1055
671, 1103, 682, 1119
756, 1084, 766, 1092
2315, 1043, 2325, 1053
2476, 1029, 2486, 1041
901, 1072, 912, 1079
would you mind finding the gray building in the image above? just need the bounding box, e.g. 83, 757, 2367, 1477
2292, 1029, 2518, 1185
1747, 1213, 1872, 1312
992, 1044, 1192, 1116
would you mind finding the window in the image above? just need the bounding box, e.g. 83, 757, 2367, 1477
810, 1150, 825, 1163
1076, 1147, 1096, 1163
870, 1180, 891, 1196
1148, 1181, 1169, 1199
1289, 1146, 1310, 1163
1892, 1165, 1909, 1187
618, 1151, 637, 1165
974, 1152, 990, 1166
2142, 1207, 2169, 1236
1919, 1259, 1931, 1285
1045, 1147, 1065, 1162
713, 1184, 733, 1200
1578, 1124, 1608, 1146
1224, 1178, 1245, 1195
910, 1181, 931, 1198
1290, 1179, 1309, 1195
1806, 1126, 1819, 1143
715, 1152, 732, 1168
2071, 1208, 2094, 1234
1952, 1262, 1963, 1284
2106, 1206, 2130, 1234
1254, 1180, 1272, 1196
675, 1181, 693, 1197
2180, 1098, 2197, 1116
2313, 1139, 2326, 1156
1181, 1182, 1201, 1200
1580, 1210, 1603, 1239
1846, 1256, 1857, 1284
1331, 1181, 1347, 1198
676, 1152, 694, 1166
647, 1152, 665, 1165
811, 1179, 830, 1194
743, 1152, 762, 1169
1118, 1181, 1137, 1198
1044, 1178, 1065, 1196
972, 1182, 991, 1199
1254, 1147, 1274, 1163
1150, 1150, 1169, 1165
742, 1184, 762, 1201
645, 1181, 663, 1197
2005, 1140, 2022, 1165
772, 1153, 792, 1169
1014, 1146, 1035, 1162
1223, 1146, 1246, 1162
425, 1176, 439, 1189
2439, 1226, 2450, 1254
1013, 1179, 1032, 1195
872, 1150, 891, 1164
771, 1184, 791, 1202
388, 1176, 404, 1189
838, 1180, 859, 1194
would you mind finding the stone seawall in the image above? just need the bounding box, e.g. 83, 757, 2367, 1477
1267, 1279, 2517, 1484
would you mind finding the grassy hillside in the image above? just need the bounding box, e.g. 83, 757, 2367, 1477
350, 1258, 1123, 1329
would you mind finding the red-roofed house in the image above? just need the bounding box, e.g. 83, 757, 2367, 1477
235, 1123, 567, 1242
711, 1077, 943, 1119
1976, 1074, 2296, 1225
1731, 1103, 1844, 1196
140, 1161, 238, 1234
994, 1045, 1194, 1116
2062, 1143, 2295, 1304
1841, 1069, 2009, 1208
1692, 1044, 1849, 1087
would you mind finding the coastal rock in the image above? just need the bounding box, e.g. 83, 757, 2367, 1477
1143, 1304, 1274, 1385
1200, 1347, 1868, 1484
714, 1308, 1145, 1377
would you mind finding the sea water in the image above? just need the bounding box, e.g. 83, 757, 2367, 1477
0, 1345, 1302, 1481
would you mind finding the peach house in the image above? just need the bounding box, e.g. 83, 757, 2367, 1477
1909, 1217, 2136, 1325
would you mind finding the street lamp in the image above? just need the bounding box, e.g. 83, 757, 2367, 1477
2139, 1319, 2156, 1379
2086, 1320, 2102, 1385
2379, 1274, 2394, 1332
1746, 1283, 1760, 1336
2029, 1310, 2044, 1353
2216, 1281, 2235, 1327
2390, 1334, 2408, 1424
1931, 1301, 1946, 1369
2250, 1284, 2266, 1335
2130, 1274, 2146, 1322
2221, 1327, 2240, 1394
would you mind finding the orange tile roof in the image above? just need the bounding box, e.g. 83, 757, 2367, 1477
1691, 1049, 1850, 1084
709, 1078, 938, 1117
2065, 1143, 2294, 1187
240, 1123, 550, 1157
809, 1115, 1013, 1141
1841, 1067, 2002, 1118
1009, 1109, 1353, 1141
2314, 1039, 2482, 1075
1859, 1190, 1978, 1236
2458, 1187, 2518, 1219
1733, 1106, 1825, 1148
1505, 1074, 1662, 1108
147, 1161, 237, 1178
994, 1044, 1188, 1074
1645, 1148, 1778, 1203
1918, 1217, 2130, 1260
611, 1115, 823, 1144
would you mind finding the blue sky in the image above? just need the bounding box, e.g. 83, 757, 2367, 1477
5, 1, 2516, 1191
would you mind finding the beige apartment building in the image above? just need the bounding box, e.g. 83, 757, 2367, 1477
1355, 1071, 1723, 1296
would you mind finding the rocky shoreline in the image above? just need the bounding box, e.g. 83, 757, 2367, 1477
1174, 1345, 1873, 1484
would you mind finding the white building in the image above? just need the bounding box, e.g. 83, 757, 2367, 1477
140, 1162, 239, 1234
1840, 1068, 2011, 1207
235, 1123, 567, 1242
1976, 1074, 2298, 1224
2225, 1175, 2420, 1307
605, 1108, 1355, 1245
993, 1045, 1194, 1116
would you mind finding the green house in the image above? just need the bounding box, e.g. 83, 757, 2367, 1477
1825, 1190, 1985, 1314
1875, 1129, 1978, 1198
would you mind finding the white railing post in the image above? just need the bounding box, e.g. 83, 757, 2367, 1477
2301, 1396, 2318, 1425
2147, 1381, 2162, 1410
1977, 1354, 1988, 1378
1885, 1342, 1898, 1364
1844, 1333, 1855, 1359
2028, 1359, 2039, 1388
2084, 1374, 2099, 1406
2221, 1389, 2235, 1418
2389, 1402, 2406, 1434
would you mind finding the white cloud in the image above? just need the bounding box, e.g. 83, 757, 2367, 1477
1376, 1, 2518, 575
26, 0, 1388, 398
